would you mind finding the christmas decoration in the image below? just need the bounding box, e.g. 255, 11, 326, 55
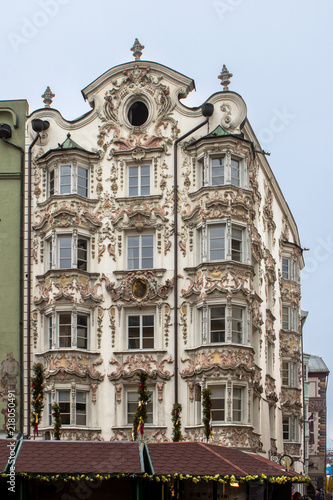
31, 363, 45, 438
132, 371, 150, 441
51, 403, 62, 440
171, 403, 182, 442
202, 387, 213, 441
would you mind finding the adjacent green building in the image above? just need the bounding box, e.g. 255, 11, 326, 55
0, 100, 28, 435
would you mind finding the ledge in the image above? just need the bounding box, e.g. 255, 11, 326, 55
37, 194, 99, 207
113, 268, 167, 278
183, 261, 253, 275
113, 349, 168, 355
35, 348, 101, 356
188, 184, 253, 199
115, 194, 163, 203
36, 269, 100, 281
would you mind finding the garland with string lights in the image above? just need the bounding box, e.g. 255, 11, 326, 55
31, 363, 45, 438
51, 403, 62, 440
202, 387, 213, 441
132, 371, 150, 441
171, 403, 182, 442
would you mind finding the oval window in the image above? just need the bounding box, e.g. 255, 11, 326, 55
128, 101, 149, 126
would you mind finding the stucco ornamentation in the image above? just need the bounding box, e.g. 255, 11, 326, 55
108, 354, 173, 381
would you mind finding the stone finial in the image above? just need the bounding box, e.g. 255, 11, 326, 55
218, 65, 233, 91
131, 38, 145, 61
41, 86, 55, 108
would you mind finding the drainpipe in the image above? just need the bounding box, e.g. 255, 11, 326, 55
173, 103, 214, 404
1, 135, 24, 434
27, 119, 49, 438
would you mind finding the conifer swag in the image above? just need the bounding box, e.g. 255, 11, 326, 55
132, 371, 150, 441
31, 363, 45, 438
51, 403, 62, 440
171, 403, 182, 442
202, 387, 213, 441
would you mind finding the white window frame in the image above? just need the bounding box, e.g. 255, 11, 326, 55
282, 361, 299, 388
201, 221, 249, 264
48, 232, 89, 271
48, 163, 89, 198
283, 415, 299, 442
127, 233, 154, 270
282, 256, 298, 281
48, 388, 88, 427
203, 303, 248, 345
209, 384, 246, 424
282, 305, 298, 331
126, 388, 154, 426
127, 313, 155, 350
48, 310, 90, 350
201, 154, 247, 189
128, 163, 151, 196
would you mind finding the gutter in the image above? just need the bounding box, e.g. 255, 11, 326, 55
173, 109, 212, 404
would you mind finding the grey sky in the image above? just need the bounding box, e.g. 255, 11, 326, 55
1, 0, 332, 447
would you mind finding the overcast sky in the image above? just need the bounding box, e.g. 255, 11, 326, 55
1, 0, 332, 448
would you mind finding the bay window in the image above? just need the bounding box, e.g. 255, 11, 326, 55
206, 304, 247, 345
48, 164, 88, 198
209, 385, 244, 423
282, 361, 299, 387
202, 222, 248, 264
201, 154, 245, 188
49, 233, 89, 270
48, 311, 89, 349
283, 415, 299, 442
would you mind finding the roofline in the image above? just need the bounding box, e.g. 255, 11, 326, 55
81, 59, 195, 103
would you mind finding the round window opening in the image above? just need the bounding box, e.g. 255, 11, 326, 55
128, 101, 149, 126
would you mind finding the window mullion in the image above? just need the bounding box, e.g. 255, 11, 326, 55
226, 301, 232, 342
51, 230, 56, 269
72, 310, 77, 348
226, 220, 231, 260
72, 230, 77, 268
71, 385, 76, 426
72, 161, 77, 194
203, 152, 209, 186
225, 151, 231, 184
54, 163, 59, 195
202, 304, 208, 344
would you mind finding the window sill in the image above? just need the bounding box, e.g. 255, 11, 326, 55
35, 348, 101, 356
38, 194, 99, 207
40, 426, 101, 432
188, 185, 252, 199
184, 261, 253, 275
36, 269, 100, 281
112, 425, 167, 431
113, 349, 168, 355
115, 194, 163, 203
113, 268, 166, 278
184, 344, 254, 352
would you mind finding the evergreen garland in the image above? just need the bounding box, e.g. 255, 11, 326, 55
132, 371, 150, 441
31, 363, 45, 437
202, 387, 213, 441
171, 403, 182, 442
51, 403, 62, 440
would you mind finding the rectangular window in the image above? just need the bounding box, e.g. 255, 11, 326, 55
59, 235, 72, 269
58, 390, 71, 425
128, 315, 154, 349
209, 226, 225, 261
231, 307, 243, 343
56, 390, 87, 426
129, 165, 150, 196
231, 227, 243, 262
211, 386, 225, 422
282, 361, 298, 387
127, 391, 153, 425
230, 159, 240, 186
60, 165, 71, 195
127, 235, 153, 269
48, 316, 53, 349
282, 306, 290, 330
210, 306, 225, 343
49, 169, 54, 196
211, 157, 224, 185
283, 416, 298, 441
282, 257, 290, 280
232, 387, 243, 422
56, 312, 89, 350
77, 238, 88, 270
77, 167, 88, 197
59, 313, 72, 348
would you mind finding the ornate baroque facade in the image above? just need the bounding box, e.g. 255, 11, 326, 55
24, 42, 305, 468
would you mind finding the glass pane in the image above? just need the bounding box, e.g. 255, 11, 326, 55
59, 235, 72, 268
60, 165, 71, 194
231, 159, 240, 186
78, 167, 88, 197
209, 226, 225, 260
49, 170, 54, 196
211, 157, 224, 185
141, 165, 150, 195
211, 307, 225, 343
231, 228, 243, 261
77, 239, 88, 270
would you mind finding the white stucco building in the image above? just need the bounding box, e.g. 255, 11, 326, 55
24, 40, 305, 468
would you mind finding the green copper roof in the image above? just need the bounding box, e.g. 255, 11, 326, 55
205, 125, 230, 138
56, 133, 87, 151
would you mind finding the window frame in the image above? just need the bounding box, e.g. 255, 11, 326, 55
48, 232, 89, 271
282, 256, 298, 281
282, 305, 298, 332
49, 389, 88, 427
128, 163, 151, 197
48, 163, 89, 198
126, 388, 154, 426
127, 233, 154, 270
127, 313, 155, 350
201, 154, 245, 189
282, 360, 299, 388
48, 310, 90, 350
205, 303, 248, 346
209, 384, 245, 424
203, 222, 248, 264
282, 415, 299, 442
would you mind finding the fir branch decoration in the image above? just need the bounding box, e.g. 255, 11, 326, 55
171, 403, 182, 442
132, 371, 150, 441
31, 363, 45, 438
51, 403, 62, 440
202, 387, 213, 441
